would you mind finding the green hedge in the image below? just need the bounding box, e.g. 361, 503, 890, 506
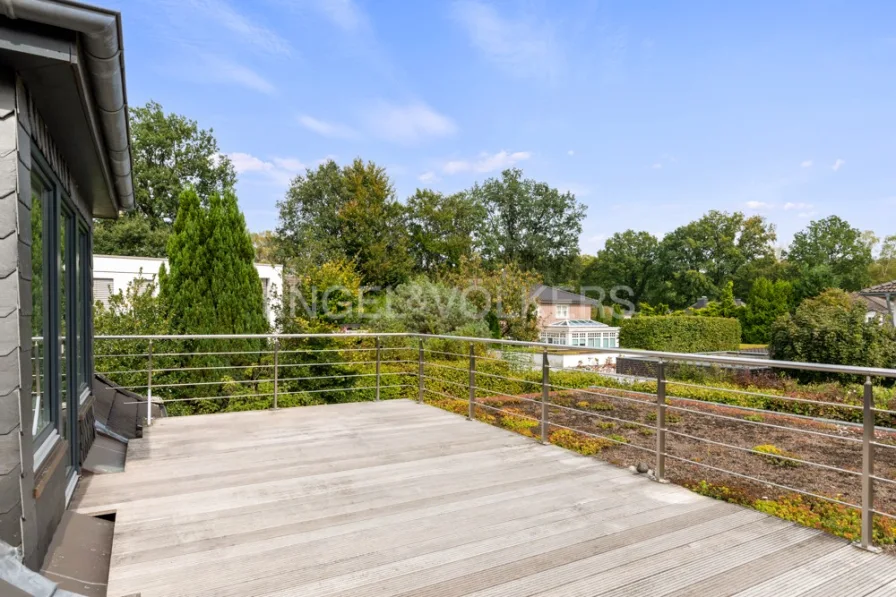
620, 316, 741, 353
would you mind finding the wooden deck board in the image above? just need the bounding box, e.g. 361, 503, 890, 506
73, 399, 896, 597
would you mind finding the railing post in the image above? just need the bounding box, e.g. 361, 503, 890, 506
540, 349, 549, 444
272, 339, 280, 410
858, 376, 880, 551
146, 339, 153, 427
375, 337, 381, 402
654, 360, 667, 482
468, 343, 475, 420
417, 339, 424, 404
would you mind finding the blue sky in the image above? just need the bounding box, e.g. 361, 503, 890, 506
110, 0, 895, 255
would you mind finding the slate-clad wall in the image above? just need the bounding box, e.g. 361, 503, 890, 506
0, 66, 30, 565
0, 69, 96, 569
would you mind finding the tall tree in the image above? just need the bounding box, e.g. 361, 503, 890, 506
95, 101, 237, 257
785, 216, 872, 292
655, 211, 776, 308
405, 189, 485, 273
276, 159, 412, 287
159, 188, 267, 335
251, 230, 279, 263
442, 255, 541, 340
581, 230, 659, 305
869, 234, 896, 285
739, 277, 793, 344
471, 169, 586, 285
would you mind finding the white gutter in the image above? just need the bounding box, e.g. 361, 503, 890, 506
0, 0, 134, 211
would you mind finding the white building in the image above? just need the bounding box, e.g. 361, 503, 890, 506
92, 255, 283, 327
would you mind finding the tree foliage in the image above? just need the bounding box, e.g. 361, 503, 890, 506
276, 159, 412, 287
769, 289, 896, 380
654, 211, 776, 308
470, 169, 585, 285
277, 259, 363, 333
374, 277, 488, 337
442, 256, 541, 340
869, 234, 896, 286
251, 230, 279, 263
786, 216, 872, 292
581, 230, 659, 306
738, 277, 793, 344
405, 189, 485, 273
159, 188, 267, 335
95, 101, 236, 257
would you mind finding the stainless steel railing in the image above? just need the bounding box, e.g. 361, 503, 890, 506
74, 332, 896, 550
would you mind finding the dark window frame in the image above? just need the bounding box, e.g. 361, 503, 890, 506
31, 150, 91, 472
31, 165, 54, 449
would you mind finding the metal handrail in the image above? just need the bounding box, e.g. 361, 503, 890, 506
35, 331, 895, 550
86, 332, 896, 378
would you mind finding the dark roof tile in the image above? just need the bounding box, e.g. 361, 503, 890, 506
530, 285, 599, 305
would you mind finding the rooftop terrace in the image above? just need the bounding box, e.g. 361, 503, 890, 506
72, 399, 896, 597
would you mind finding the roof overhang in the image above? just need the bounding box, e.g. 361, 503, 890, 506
0, 1, 133, 218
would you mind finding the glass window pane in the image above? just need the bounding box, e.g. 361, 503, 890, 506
31, 175, 49, 439
78, 228, 89, 393
60, 209, 70, 473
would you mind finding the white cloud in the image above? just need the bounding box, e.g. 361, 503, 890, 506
443, 150, 531, 175
567, 150, 575, 156
418, 171, 438, 183
800, 160, 813, 168
297, 115, 357, 139
783, 202, 812, 211
227, 152, 307, 186
452, 0, 561, 79
798, 211, 818, 219
365, 101, 456, 144
184, 0, 291, 55
745, 201, 771, 210
651, 163, 663, 169
832, 158, 846, 171
202, 55, 277, 94
746, 200, 815, 212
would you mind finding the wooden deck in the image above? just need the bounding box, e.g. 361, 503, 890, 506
73, 399, 896, 597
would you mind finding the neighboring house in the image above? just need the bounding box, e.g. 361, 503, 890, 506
858, 281, 896, 326
92, 255, 283, 327
0, 1, 132, 568
530, 285, 620, 349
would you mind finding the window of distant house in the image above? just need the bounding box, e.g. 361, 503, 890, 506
555, 304, 569, 319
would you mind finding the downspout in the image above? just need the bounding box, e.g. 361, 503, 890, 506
0, 0, 134, 211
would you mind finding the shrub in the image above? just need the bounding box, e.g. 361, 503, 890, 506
499, 411, 538, 436
752, 444, 800, 467
620, 316, 741, 353
769, 289, 896, 383
754, 495, 895, 545
548, 429, 611, 455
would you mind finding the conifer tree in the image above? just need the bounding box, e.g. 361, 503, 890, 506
159, 188, 268, 412
160, 188, 267, 335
